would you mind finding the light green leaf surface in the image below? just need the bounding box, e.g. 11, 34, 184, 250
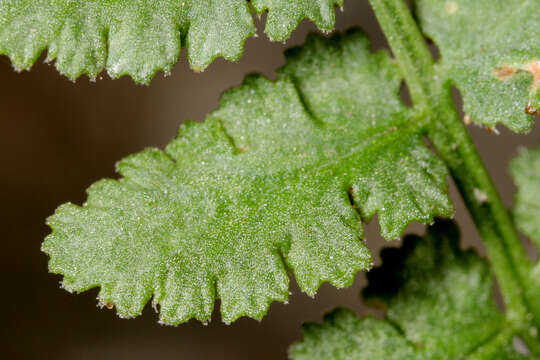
511, 145, 540, 323
42, 31, 453, 324
290, 221, 524, 360
0, 0, 343, 83
512, 146, 540, 247
416, 0, 540, 132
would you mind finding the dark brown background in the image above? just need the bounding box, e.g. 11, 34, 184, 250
1, 1, 538, 358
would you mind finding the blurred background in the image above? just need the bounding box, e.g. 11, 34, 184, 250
1, 0, 539, 358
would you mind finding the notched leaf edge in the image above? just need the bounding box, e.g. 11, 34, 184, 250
494, 60, 540, 116
42, 30, 453, 325
0, 1, 346, 83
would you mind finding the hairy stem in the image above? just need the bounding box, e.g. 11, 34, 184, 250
368, 0, 536, 335
367, 0, 434, 105
429, 93, 531, 323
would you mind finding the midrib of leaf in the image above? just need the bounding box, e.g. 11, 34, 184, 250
159, 117, 413, 179
306, 124, 400, 174
201, 93, 418, 182
134, 111, 423, 219
388, 319, 508, 358
371, 315, 511, 358
463, 326, 515, 359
